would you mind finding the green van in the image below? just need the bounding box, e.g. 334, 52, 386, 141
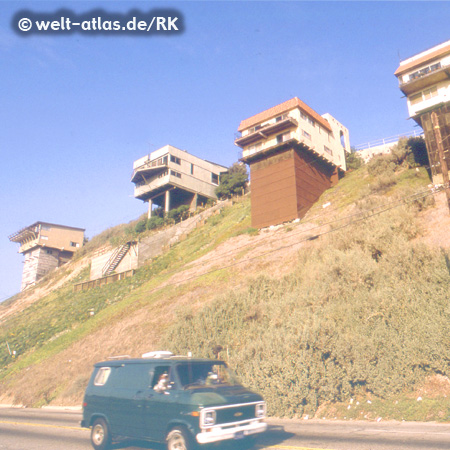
81, 352, 267, 450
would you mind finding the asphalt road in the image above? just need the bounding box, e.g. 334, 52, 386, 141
0, 407, 449, 450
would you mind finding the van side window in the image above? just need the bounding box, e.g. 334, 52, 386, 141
151, 366, 172, 389
94, 367, 111, 386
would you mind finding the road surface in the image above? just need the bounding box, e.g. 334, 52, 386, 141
0, 407, 449, 450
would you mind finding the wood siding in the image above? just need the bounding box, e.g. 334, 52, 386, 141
419, 104, 450, 182
249, 146, 337, 228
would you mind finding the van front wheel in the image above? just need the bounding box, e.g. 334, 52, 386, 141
166, 426, 194, 450
91, 418, 112, 450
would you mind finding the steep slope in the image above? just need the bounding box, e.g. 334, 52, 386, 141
1, 163, 450, 421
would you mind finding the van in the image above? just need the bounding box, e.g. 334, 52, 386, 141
81, 353, 267, 450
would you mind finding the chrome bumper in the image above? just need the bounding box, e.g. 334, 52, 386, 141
196, 420, 267, 444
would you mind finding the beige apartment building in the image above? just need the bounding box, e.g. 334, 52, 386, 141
395, 39, 450, 183
132, 145, 228, 217
235, 97, 350, 228
9, 222, 85, 291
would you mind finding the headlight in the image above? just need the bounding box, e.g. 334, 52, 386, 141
202, 409, 216, 426
255, 402, 266, 418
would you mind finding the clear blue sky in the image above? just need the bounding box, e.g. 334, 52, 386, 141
1, 0, 449, 300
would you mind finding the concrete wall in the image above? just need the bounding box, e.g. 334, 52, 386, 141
90, 243, 139, 280
21, 246, 63, 290
89, 202, 226, 281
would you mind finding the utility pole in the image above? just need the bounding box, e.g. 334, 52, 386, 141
431, 111, 450, 213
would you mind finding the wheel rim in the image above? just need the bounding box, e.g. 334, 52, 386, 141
168, 432, 186, 450
92, 424, 105, 446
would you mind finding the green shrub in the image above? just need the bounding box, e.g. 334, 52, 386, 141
147, 216, 164, 230
134, 220, 147, 234
168, 205, 190, 223
215, 163, 248, 199
346, 151, 364, 171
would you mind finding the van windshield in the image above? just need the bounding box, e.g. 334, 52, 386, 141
176, 362, 242, 389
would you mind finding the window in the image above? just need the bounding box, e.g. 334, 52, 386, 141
70, 241, 79, 248
170, 155, 181, 165
275, 114, 287, 122
190, 164, 194, 175
46, 250, 53, 255
409, 62, 441, 81
409, 86, 438, 105
301, 112, 315, 126
94, 367, 111, 386
211, 173, 219, 185
324, 145, 333, 155
410, 92, 423, 105
423, 86, 438, 100
302, 130, 311, 140
171, 170, 182, 178
158, 170, 169, 179
248, 142, 262, 152
277, 132, 291, 143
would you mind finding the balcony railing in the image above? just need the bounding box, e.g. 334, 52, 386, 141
399, 64, 450, 95
131, 155, 169, 182
354, 130, 424, 151
235, 116, 298, 147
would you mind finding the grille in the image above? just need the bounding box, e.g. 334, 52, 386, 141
215, 405, 255, 425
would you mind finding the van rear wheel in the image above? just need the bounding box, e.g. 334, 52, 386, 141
91, 418, 112, 450
166, 426, 194, 450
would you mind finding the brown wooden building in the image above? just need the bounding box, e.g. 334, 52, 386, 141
235, 98, 350, 229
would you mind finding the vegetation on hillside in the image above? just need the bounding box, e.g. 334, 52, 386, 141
162, 199, 450, 418
2, 148, 449, 421
215, 163, 248, 199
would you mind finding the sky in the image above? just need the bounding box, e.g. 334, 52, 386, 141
1, 0, 450, 300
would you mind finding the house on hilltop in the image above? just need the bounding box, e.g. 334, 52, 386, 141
234, 97, 350, 228
131, 145, 228, 218
395, 39, 450, 184
9, 222, 85, 291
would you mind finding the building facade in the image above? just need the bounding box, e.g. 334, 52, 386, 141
131, 145, 228, 218
395, 39, 450, 183
235, 97, 350, 228
9, 222, 85, 291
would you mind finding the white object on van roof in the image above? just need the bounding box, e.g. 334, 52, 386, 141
142, 351, 174, 359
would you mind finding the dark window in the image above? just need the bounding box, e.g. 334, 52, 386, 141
170, 155, 181, 165
211, 173, 219, 185
191, 164, 194, 175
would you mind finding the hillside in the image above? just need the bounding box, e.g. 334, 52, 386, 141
1, 157, 450, 421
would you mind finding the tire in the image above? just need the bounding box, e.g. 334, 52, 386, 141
90, 418, 112, 450
166, 426, 194, 450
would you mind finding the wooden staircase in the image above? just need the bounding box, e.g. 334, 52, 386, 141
102, 242, 132, 277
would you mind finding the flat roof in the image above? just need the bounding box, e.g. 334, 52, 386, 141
9, 221, 85, 243
237, 97, 332, 133
395, 39, 450, 76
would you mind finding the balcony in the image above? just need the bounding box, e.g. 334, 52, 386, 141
240, 135, 305, 163
134, 173, 171, 199
235, 116, 298, 147
131, 155, 169, 183
400, 65, 450, 95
